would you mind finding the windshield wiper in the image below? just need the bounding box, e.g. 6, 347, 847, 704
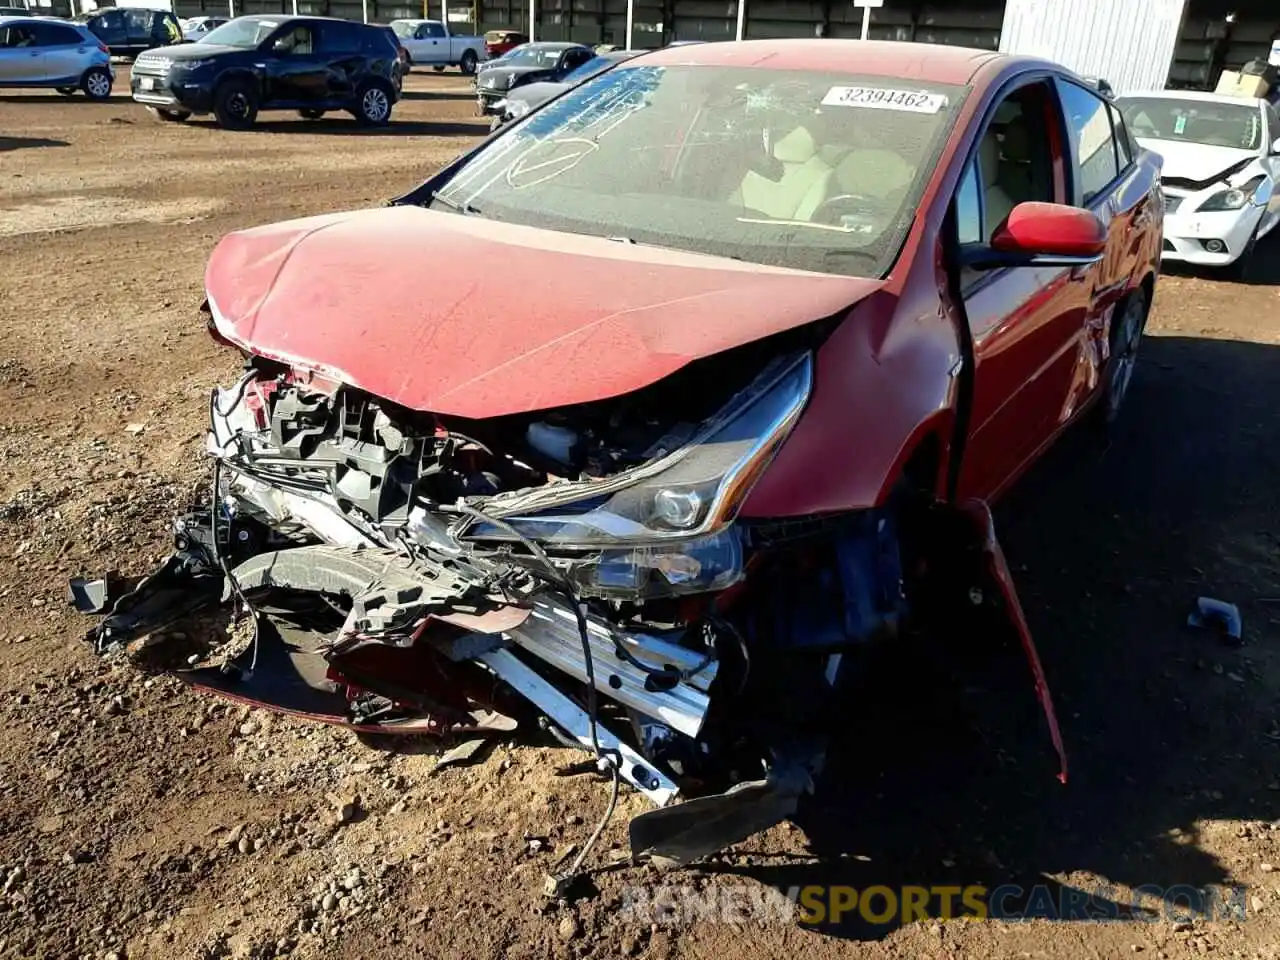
430, 192, 482, 216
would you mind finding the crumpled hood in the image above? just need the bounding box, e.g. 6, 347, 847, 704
204, 205, 882, 418
1140, 138, 1259, 187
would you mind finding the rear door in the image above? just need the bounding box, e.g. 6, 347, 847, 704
1053, 79, 1151, 417
123, 8, 152, 54
0, 24, 44, 82
952, 77, 1097, 501
1261, 101, 1280, 232
315, 21, 364, 102
89, 10, 126, 52
36, 22, 91, 85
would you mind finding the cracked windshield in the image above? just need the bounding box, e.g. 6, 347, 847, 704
432, 66, 965, 277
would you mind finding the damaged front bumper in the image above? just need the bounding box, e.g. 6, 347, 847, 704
76, 364, 1067, 868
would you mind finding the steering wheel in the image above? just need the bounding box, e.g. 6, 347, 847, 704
811, 193, 879, 227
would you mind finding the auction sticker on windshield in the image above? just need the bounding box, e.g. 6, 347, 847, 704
822, 86, 947, 113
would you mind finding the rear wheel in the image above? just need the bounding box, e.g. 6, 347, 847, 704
298, 108, 325, 120
353, 81, 392, 126
459, 49, 478, 75
213, 78, 258, 130
1098, 286, 1148, 426
148, 106, 191, 122
81, 67, 112, 101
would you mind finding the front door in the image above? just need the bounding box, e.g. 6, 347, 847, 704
413, 21, 447, 65
0, 24, 44, 82
952, 78, 1095, 501
266, 24, 327, 104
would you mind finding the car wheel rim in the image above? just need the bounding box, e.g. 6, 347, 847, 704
1108, 300, 1143, 416
363, 88, 388, 121
88, 73, 109, 97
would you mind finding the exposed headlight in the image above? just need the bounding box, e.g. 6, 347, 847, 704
505, 98, 530, 118
1199, 175, 1266, 212
465, 352, 814, 547
172, 58, 218, 71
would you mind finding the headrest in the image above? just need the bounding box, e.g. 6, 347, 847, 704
1002, 124, 1031, 163
979, 132, 1001, 186
772, 126, 817, 164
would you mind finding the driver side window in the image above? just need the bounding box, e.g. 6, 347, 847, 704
951, 81, 1062, 289
952, 81, 1060, 247
275, 26, 314, 55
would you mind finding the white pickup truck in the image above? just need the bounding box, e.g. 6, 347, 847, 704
389, 19, 487, 75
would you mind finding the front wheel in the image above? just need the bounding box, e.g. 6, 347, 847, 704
353, 81, 392, 126
459, 50, 478, 75
1225, 222, 1261, 282
81, 67, 112, 101
1098, 287, 1148, 426
213, 78, 258, 130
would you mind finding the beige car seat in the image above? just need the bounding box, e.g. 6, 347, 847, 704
980, 130, 1015, 238
736, 126, 834, 221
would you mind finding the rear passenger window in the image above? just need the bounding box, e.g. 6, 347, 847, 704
35, 23, 83, 45
319, 22, 362, 55
1056, 80, 1120, 206
1108, 103, 1134, 169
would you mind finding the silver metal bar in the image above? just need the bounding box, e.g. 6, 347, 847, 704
506, 598, 714, 739
479, 649, 678, 806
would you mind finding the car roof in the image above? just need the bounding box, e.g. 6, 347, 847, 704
0, 14, 68, 24
524, 41, 586, 50
634, 38, 1001, 85
1119, 89, 1267, 108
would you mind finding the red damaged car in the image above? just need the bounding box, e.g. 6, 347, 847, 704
83, 40, 1162, 868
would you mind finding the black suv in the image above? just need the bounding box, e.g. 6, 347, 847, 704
76, 7, 182, 57
130, 15, 401, 129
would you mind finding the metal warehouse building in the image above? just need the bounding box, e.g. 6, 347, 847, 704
63, 0, 1280, 93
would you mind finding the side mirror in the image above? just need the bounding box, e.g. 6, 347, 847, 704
272, 38, 291, 53
1271, 136, 1280, 156
960, 201, 1107, 270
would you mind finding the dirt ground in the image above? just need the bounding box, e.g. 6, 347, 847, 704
3, 69, 1280, 960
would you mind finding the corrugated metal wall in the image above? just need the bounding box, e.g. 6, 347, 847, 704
999, 0, 1186, 94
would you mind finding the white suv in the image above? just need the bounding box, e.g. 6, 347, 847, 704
0, 16, 114, 100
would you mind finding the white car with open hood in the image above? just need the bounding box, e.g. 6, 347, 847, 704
1118, 90, 1280, 272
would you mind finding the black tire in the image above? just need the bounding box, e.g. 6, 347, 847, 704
81, 66, 112, 101
56, 86, 76, 96
353, 81, 393, 126
1097, 286, 1149, 427
148, 106, 191, 122
1225, 223, 1260, 282
459, 50, 478, 75
298, 108, 325, 120
213, 78, 258, 130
